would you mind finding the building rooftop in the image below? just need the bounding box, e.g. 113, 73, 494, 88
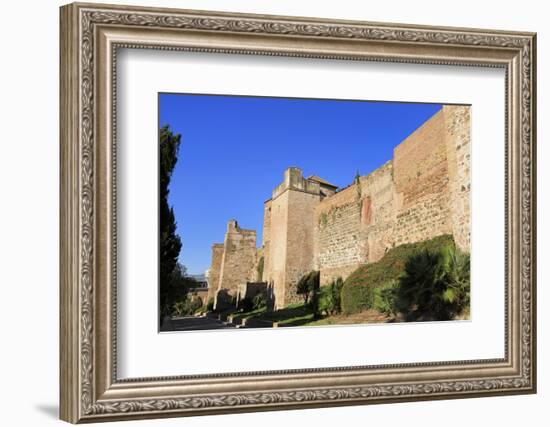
307, 175, 338, 189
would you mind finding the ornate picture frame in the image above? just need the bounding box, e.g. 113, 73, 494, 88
60, 2, 536, 423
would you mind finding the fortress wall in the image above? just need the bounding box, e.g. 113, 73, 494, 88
259, 200, 272, 282
314, 183, 363, 286
253, 246, 264, 282
283, 189, 321, 305
391, 109, 453, 246
443, 106, 471, 251
258, 242, 269, 282
313, 106, 470, 285
358, 161, 398, 263
207, 243, 224, 302
217, 220, 257, 294
261, 200, 272, 247
314, 161, 397, 285
248, 247, 259, 284
266, 168, 324, 308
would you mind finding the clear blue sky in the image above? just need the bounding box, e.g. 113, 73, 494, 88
159, 93, 441, 275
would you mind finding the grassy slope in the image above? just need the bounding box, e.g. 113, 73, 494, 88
230, 302, 315, 327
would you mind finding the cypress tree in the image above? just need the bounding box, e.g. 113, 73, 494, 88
159, 125, 183, 315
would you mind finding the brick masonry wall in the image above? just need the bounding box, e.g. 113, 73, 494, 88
391, 108, 452, 248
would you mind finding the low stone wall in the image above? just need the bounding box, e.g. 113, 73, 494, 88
236, 282, 267, 306
189, 288, 209, 306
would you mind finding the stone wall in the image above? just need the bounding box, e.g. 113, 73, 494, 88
207, 243, 224, 302
214, 220, 257, 308
236, 282, 268, 306
444, 106, 471, 251
358, 161, 397, 263
314, 182, 364, 286
265, 168, 323, 308
190, 288, 209, 306
283, 188, 321, 306
267, 189, 289, 307
392, 108, 452, 247
259, 200, 272, 283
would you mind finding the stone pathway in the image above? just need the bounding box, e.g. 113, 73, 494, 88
170, 316, 236, 331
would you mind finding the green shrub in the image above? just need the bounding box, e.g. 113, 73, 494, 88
172, 294, 203, 316
206, 297, 214, 311
341, 235, 455, 314
443, 246, 471, 310
372, 280, 400, 315
252, 293, 267, 310
317, 278, 344, 316
397, 245, 470, 321
316, 286, 332, 317
172, 300, 187, 317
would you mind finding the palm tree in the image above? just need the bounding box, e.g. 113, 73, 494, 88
396, 245, 470, 321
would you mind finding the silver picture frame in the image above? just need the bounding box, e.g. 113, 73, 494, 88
60, 2, 537, 422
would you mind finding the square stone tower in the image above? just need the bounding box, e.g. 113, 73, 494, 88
262, 167, 337, 309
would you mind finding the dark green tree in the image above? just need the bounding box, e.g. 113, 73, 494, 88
159, 125, 184, 316
296, 270, 320, 306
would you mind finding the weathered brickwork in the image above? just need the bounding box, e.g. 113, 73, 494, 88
357, 162, 398, 267
208, 105, 470, 309
314, 183, 364, 286
391, 109, 452, 249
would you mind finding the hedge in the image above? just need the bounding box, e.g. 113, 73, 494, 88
340, 234, 455, 314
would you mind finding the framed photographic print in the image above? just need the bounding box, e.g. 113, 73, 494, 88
60, 2, 537, 423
